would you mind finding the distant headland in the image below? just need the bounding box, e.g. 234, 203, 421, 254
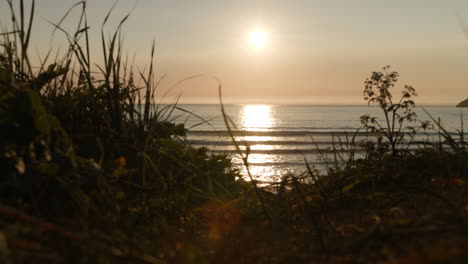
457, 98, 468, 107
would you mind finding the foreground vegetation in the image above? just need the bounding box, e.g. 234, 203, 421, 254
1, 1, 467, 263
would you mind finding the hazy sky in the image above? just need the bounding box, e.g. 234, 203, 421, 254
2, 0, 468, 105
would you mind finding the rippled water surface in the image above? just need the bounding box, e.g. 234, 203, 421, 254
171, 104, 467, 182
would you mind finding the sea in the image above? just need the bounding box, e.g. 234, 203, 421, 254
170, 104, 467, 183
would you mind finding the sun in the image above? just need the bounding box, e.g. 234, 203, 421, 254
248, 29, 268, 49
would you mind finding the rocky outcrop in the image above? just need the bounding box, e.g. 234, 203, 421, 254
457, 99, 468, 107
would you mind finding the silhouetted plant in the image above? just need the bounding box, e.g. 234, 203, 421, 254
360, 66, 430, 157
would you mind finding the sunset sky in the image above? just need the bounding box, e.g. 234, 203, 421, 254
2, 0, 468, 105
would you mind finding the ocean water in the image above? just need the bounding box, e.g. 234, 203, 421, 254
170, 104, 467, 182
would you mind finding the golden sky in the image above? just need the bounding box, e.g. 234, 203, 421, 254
2, 0, 468, 105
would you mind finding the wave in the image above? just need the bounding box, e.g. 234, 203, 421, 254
231, 161, 324, 166
190, 140, 330, 146
216, 126, 360, 131
208, 146, 452, 155
188, 130, 381, 137
188, 130, 468, 137
210, 149, 366, 154
188, 139, 438, 146
187, 139, 437, 146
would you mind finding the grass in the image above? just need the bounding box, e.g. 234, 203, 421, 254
1, 1, 468, 263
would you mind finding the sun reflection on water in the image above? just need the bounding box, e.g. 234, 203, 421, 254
231, 154, 288, 183
236, 105, 284, 182
240, 105, 278, 131
240, 136, 274, 142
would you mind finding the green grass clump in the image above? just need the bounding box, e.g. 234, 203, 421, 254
0, 1, 467, 263
0, 1, 245, 262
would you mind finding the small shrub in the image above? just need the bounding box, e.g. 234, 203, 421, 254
361, 66, 430, 157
